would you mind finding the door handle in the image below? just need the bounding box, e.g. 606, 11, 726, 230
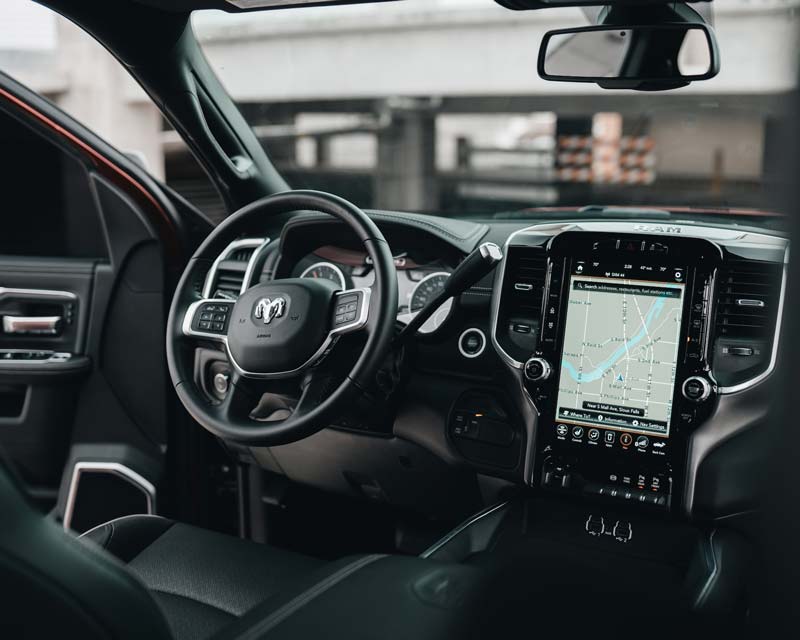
2, 315, 62, 335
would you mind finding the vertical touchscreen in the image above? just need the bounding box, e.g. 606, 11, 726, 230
555, 270, 685, 438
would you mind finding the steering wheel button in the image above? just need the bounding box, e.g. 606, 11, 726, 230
199, 321, 211, 330
345, 302, 357, 312
212, 322, 224, 331
200, 312, 212, 321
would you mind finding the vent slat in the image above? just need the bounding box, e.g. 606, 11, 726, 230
714, 258, 782, 340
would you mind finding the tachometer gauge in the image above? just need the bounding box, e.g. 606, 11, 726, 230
300, 262, 347, 290
406, 272, 453, 334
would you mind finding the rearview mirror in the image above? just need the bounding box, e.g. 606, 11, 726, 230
538, 24, 720, 90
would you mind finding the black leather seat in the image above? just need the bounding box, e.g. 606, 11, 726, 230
0, 455, 323, 639
81, 515, 324, 639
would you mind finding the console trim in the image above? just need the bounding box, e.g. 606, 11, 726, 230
63, 462, 156, 532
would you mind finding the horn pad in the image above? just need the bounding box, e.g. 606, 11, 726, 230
226, 278, 339, 375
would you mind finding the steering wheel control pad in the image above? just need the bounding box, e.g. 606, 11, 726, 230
227, 278, 339, 375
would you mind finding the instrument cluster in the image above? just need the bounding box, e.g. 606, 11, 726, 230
293, 248, 454, 335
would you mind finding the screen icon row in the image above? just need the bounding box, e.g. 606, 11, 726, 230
556, 424, 654, 450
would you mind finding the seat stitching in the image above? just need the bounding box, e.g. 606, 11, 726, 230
233, 554, 385, 640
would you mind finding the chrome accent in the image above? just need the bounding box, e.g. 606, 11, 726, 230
300, 261, 347, 291
63, 462, 156, 531
202, 238, 266, 299
182, 288, 371, 380
682, 376, 713, 403
2, 315, 62, 334
0, 287, 77, 301
735, 298, 765, 308
254, 297, 286, 325
514, 283, 533, 291
241, 238, 273, 294
523, 356, 552, 382
457, 328, 486, 359
420, 501, 510, 559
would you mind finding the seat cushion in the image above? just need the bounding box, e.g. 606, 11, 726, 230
82, 515, 324, 640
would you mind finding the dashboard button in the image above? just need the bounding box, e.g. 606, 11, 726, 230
458, 328, 487, 359
571, 426, 584, 439
620, 433, 633, 447
523, 357, 552, 382
604, 430, 616, 444
556, 424, 568, 437
682, 376, 712, 402
634, 435, 649, 449
588, 428, 600, 441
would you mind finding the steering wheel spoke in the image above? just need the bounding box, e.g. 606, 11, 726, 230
329, 288, 371, 336
182, 298, 235, 345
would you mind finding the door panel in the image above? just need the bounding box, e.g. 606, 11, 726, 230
0, 71, 204, 525
0, 258, 96, 490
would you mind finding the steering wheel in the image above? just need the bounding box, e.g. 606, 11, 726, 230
166, 190, 398, 446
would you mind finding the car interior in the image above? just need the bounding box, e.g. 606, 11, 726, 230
0, 0, 797, 638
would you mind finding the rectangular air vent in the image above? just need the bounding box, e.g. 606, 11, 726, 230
506, 246, 547, 317
495, 245, 547, 362
715, 258, 782, 340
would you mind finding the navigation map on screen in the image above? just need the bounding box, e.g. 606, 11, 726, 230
555, 274, 685, 437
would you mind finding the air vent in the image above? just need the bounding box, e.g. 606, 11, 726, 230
506, 246, 547, 317
495, 245, 547, 362
715, 258, 782, 340
204, 239, 265, 300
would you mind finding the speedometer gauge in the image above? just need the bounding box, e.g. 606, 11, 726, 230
407, 272, 453, 334
300, 262, 347, 290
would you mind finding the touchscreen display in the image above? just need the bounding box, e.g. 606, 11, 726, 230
555, 268, 685, 439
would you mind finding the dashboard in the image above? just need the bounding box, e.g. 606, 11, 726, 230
199, 210, 787, 523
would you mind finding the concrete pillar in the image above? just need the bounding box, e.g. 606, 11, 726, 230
373, 99, 439, 212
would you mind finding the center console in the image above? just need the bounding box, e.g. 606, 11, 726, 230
494, 228, 724, 513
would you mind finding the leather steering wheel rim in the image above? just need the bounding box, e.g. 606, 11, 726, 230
166, 190, 398, 446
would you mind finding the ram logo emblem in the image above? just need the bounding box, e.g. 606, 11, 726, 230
254, 297, 286, 324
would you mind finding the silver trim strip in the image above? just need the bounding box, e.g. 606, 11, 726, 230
182, 288, 371, 380
240, 238, 273, 295
202, 238, 266, 299
0, 287, 77, 301
420, 501, 510, 559
63, 462, 156, 531
717, 255, 788, 394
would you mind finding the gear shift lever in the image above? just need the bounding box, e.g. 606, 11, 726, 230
394, 242, 503, 345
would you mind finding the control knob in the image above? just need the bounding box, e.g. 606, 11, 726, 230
682, 376, 712, 403
524, 357, 552, 382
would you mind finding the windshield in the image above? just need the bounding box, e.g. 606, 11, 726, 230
190, 1, 798, 220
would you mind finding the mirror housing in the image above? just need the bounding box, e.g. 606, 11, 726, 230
538, 22, 720, 90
